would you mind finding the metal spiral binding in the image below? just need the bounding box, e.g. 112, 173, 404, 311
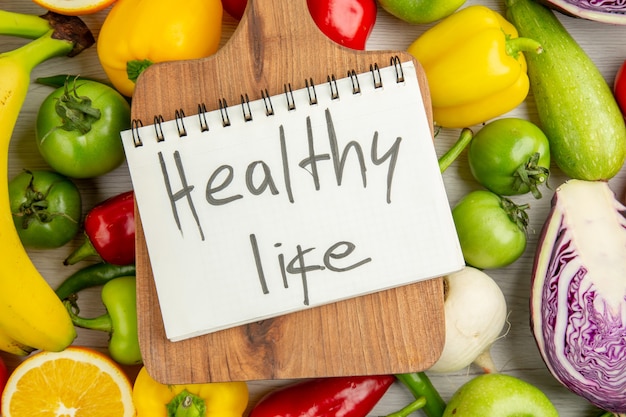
198, 103, 209, 132
174, 109, 187, 137
218, 98, 231, 127
241, 94, 253, 122
391, 55, 405, 83
370, 63, 382, 89
129, 56, 406, 147
284, 84, 296, 111
305, 78, 317, 105
154, 115, 165, 142
348, 69, 361, 95
261, 89, 274, 116
327, 74, 339, 100
131, 119, 143, 147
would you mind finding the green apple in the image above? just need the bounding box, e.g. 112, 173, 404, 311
377, 0, 467, 24
443, 374, 559, 417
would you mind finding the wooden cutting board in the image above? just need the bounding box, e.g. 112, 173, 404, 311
130, 0, 445, 384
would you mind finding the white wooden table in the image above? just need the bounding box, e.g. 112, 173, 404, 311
2, 1, 626, 415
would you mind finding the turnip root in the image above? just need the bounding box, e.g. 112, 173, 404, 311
429, 266, 507, 374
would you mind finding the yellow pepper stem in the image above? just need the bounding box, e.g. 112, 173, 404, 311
167, 390, 206, 417
505, 34, 543, 58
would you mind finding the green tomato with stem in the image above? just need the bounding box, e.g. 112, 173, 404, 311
8, 170, 81, 249
452, 190, 528, 269
468, 117, 551, 199
36, 78, 130, 179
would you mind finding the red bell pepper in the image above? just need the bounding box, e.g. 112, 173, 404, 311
307, 0, 377, 50
249, 375, 396, 417
221, 0, 247, 20
64, 190, 135, 266
221, 0, 377, 50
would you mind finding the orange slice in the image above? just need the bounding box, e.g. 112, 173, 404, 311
31, 0, 117, 15
1, 346, 135, 417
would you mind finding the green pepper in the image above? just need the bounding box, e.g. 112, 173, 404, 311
64, 275, 142, 366
395, 372, 446, 417
56, 262, 136, 300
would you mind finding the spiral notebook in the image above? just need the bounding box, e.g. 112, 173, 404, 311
121, 60, 463, 342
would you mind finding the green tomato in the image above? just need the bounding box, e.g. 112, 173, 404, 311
443, 374, 559, 417
36, 79, 130, 179
452, 190, 527, 269
468, 118, 550, 199
9, 170, 82, 249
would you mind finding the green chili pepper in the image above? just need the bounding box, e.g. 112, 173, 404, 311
35, 74, 113, 89
55, 262, 136, 300
64, 275, 142, 366
395, 372, 446, 417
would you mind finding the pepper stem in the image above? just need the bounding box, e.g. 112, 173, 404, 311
438, 128, 474, 173
505, 35, 543, 59
127, 59, 154, 83
63, 298, 113, 333
166, 390, 206, 417
384, 397, 427, 417
64, 236, 99, 265
395, 372, 446, 417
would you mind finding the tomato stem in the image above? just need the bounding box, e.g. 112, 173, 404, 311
513, 152, 550, 199
13, 170, 77, 228
55, 77, 102, 134
500, 196, 529, 232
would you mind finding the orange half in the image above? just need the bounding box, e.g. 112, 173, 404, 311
1, 346, 135, 417
31, 0, 116, 15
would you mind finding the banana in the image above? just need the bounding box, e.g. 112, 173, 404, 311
0, 18, 94, 353
0, 326, 34, 356
0, 10, 52, 38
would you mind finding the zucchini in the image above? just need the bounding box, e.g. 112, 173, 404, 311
505, 0, 626, 181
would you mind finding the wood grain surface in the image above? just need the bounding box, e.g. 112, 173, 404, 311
130, 0, 445, 384
3, 0, 626, 415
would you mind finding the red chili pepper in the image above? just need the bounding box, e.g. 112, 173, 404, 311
64, 190, 135, 266
307, 0, 378, 50
220, 0, 377, 50
248, 375, 396, 417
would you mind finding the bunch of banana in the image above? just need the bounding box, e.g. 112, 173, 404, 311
0, 10, 94, 355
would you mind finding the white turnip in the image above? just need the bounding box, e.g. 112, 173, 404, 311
429, 266, 507, 374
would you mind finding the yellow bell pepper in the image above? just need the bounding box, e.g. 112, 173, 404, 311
96, 0, 223, 97
407, 5, 542, 128
132, 366, 249, 417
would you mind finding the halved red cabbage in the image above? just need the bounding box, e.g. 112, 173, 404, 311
539, 0, 626, 24
531, 180, 626, 413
